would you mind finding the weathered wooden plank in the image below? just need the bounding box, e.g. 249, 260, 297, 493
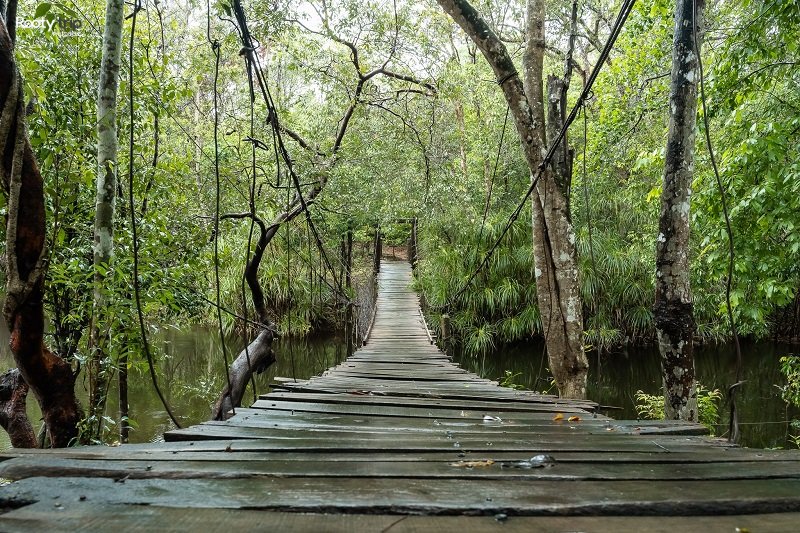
257, 391, 590, 412
3, 456, 800, 482
226, 406, 705, 434
5, 476, 800, 515
2, 505, 798, 533
191, 415, 707, 439
238, 406, 694, 429
269, 381, 598, 406
3, 447, 785, 465
248, 399, 598, 419
164, 424, 719, 448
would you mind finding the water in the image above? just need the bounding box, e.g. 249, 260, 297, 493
0, 323, 347, 449
453, 339, 800, 449
1, 320, 797, 449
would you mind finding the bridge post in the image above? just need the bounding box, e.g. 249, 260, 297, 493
373, 225, 381, 275
410, 217, 418, 269
440, 313, 451, 348
345, 225, 354, 357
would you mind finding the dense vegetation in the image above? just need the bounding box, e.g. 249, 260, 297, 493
0, 0, 798, 444
416, 0, 800, 354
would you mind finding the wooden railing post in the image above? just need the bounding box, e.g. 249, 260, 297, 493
373, 225, 381, 275
410, 217, 418, 269
345, 224, 354, 357
440, 313, 451, 348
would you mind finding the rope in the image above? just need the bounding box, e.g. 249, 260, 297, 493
581, 104, 597, 277
286, 196, 297, 383
231, 0, 350, 305
692, 0, 743, 442
444, 0, 637, 307
126, 0, 181, 428
243, 47, 258, 404
207, 0, 234, 415
471, 104, 509, 274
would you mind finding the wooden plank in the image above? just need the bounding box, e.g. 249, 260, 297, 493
4, 456, 800, 482
164, 424, 720, 448
269, 381, 599, 406
257, 391, 589, 412
2, 505, 799, 533
4, 447, 787, 465
192, 415, 707, 439
5, 476, 800, 515
248, 399, 598, 419
238, 405, 691, 427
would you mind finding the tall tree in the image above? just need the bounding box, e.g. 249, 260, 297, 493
211, 0, 436, 418
89, 0, 125, 435
654, 0, 705, 421
436, 0, 588, 398
0, 17, 81, 447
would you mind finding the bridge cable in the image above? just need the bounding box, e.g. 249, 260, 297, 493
471, 104, 510, 274
126, 0, 181, 428
692, 0, 743, 442
286, 173, 298, 382
242, 45, 258, 403
230, 1, 350, 308
207, 0, 234, 415
442, 0, 637, 308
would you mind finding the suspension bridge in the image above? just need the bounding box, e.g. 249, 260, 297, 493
0, 261, 799, 530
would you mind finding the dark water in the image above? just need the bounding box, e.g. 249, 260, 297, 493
453, 340, 800, 449
1, 322, 797, 450
0, 325, 348, 450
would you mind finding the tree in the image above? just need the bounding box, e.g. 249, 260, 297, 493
436, 0, 588, 398
654, 0, 704, 421
88, 0, 124, 437
211, 0, 436, 418
0, 17, 81, 448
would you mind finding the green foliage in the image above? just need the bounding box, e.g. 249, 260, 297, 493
778, 355, 800, 448
7, 0, 800, 443
779, 355, 800, 408
635, 384, 723, 433
499, 370, 526, 391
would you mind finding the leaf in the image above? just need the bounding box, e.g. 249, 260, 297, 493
34, 2, 52, 18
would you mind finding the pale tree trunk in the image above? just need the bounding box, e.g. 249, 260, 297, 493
89, 0, 124, 438
654, 0, 704, 421
0, 19, 81, 447
437, 0, 588, 398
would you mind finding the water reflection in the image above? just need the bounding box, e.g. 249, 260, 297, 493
0, 323, 346, 449
0, 318, 797, 450
452, 340, 799, 449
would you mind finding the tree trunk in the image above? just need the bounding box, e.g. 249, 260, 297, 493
4, 0, 15, 45
654, 0, 704, 421
0, 369, 36, 448
436, 0, 588, 398
212, 330, 275, 420
0, 19, 81, 447
89, 0, 124, 438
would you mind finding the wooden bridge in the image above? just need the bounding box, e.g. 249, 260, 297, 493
1, 261, 800, 531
